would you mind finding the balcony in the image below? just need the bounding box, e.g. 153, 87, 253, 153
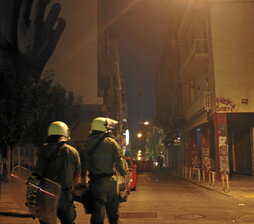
184, 91, 212, 121
180, 39, 209, 81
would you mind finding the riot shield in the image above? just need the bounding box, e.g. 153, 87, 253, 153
11, 166, 62, 224
10, 165, 32, 212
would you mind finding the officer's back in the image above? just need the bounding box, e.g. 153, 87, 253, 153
79, 117, 126, 224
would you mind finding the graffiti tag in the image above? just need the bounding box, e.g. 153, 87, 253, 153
216, 97, 236, 112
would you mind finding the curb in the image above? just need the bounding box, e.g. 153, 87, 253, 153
152, 168, 254, 203
175, 174, 241, 200
0, 211, 33, 218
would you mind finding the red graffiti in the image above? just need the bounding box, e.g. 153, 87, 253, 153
216, 97, 236, 112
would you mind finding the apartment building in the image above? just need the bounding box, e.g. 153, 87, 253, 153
156, 0, 254, 177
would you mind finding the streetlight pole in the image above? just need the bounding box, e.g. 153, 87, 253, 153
136, 121, 150, 160
137, 132, 143, 160
143, 121, 149, 159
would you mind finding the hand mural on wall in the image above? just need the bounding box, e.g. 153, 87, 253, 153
0, 0, 66, 182
0, 0, 65, 79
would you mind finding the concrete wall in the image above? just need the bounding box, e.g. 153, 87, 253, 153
44, 0, 103, 104
210, 1, 254, 112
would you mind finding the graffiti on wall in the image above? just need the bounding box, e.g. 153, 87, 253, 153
202, 146, 211, 173
216, 97, 236, 112
191, 144, 199, 168
218, 136, 230, 173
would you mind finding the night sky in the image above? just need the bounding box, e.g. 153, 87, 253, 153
102, 0, 172, 133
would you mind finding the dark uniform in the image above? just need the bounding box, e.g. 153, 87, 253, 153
80, 133, 126, 224
157, 155, 164, 168
35, 138, 81, 224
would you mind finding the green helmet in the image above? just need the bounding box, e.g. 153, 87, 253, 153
48, 121, 70, 139
91, 117, 118, 132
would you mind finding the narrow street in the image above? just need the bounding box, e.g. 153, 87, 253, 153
117, 169, 254, 224
1, 169, 254, 224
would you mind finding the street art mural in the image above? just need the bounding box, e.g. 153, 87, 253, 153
216, 97, 236, 112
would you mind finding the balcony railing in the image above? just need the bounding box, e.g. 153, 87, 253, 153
180, 39, 209, 80
184, 91, 212, 120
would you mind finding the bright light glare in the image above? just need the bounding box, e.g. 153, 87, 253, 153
125, 129, 129, 145
144, 121, 149, 125
137, 133, 142, 138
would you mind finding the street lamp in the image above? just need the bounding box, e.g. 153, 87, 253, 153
136, 121, 150, 160
136, 132, 143, 160
137, 150, 142, 160
137, 132, 142, 138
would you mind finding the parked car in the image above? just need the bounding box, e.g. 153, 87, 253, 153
135, 159, 153, 172
124, 157, 137, 191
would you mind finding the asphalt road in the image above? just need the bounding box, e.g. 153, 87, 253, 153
117, 169, 254, 224
1, 169, 254, 224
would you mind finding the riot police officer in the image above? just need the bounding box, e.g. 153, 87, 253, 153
80, 117, 126, 224
34, 121, 81, 224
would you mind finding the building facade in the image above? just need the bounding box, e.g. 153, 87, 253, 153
45, 0, 128, 144
156, 0, 254, 177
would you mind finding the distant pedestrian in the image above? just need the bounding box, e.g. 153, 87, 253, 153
33, 121, 81, 224
157, 154, 164, 168
79, 117, 127, 224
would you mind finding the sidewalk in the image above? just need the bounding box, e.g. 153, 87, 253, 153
152, 167, 254, 203
176, 170, 254, 203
